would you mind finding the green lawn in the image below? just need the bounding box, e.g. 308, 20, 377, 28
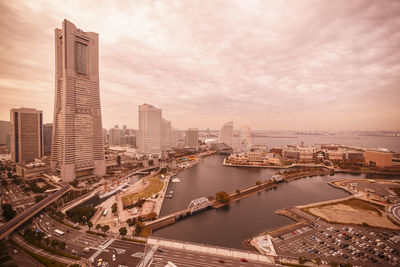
122, 176, 164, 207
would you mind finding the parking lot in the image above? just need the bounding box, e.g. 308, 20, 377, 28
273, 223, 400, 266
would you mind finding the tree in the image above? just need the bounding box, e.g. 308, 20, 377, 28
256, 181, 262, 185
58, 241, 66, 250
134, 222, 142, 236
23, 228, 34, 240
119, 227, 127, 236
111, 203, 118, 214
215, 191, 230, 203
44, 238, 50, 246
69, 180, 79, 187
36, 232, 45, 244
329, 261, 338, 267
96, 224, 101, 232
55, 211, 66, 220
137, 216, 143, 222
236, 189, 240, 194
298, 256, 307, 264
87, 221, 93, 231
145, 212, 157, 220
102, 225, 110, 234
51, 239, 59, 249
314, 258, 322, 266
2, 204, 16, 221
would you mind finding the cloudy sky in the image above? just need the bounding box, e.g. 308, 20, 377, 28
0, 0, 399, 131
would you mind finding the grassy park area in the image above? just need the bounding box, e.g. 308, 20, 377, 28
121, 175, 164, 207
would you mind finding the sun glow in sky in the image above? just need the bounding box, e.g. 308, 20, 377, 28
0, 0, 399, 130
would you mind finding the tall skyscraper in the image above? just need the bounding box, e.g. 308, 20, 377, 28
161, 119, 171, 149
51, 20, 105, 181
186, 128, 199, 148
10, 108, 43, 163
0, 120, 11, 145
109, 126, 123, 146
138, 104, 162, 154
218, 121, 234, 147
43, 123, 53, 156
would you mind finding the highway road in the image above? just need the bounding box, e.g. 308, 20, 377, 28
33, 213, 276, 267
0, 183, 71, 240
389, 204, 400, 223
149, 246, 275, 267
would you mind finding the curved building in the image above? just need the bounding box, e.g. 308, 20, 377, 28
218, 121, 233, 148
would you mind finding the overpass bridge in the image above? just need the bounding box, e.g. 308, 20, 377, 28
145, 197, 213, 230
0, 183, 71, 240
60, 166, 160, 213
60, 187, 102, 214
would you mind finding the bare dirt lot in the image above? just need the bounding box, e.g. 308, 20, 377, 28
305, 199, 400, 229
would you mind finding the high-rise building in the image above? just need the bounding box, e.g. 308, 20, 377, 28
218, 121, 234, 148
109, 126, 123, 146
185, 128, 199, 148
121, 135, 136, 146
102, 128, 108, 145
10, 108, 43, 163
0, 120, 11, 145
51, 20, 105, 181
43, 123, 53, 156
170, 128, 179, 148
161, 119, 171, 149
138, 104, 162, 154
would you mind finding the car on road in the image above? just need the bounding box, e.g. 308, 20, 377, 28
240, 258, 248, 262
157, 248, 164, 252
218, 259, 225, 263
112, 254, 116, 261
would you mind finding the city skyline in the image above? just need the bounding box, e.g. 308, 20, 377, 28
0, 1, 400, 131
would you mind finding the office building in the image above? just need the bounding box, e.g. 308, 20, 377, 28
170, 128, 179, 148
102, 128, 108, 145
51, 19, 105, 181
109, 126, 123, 146
0, 120, 11, 145
138, 104, 162, 154
365, 149, 393, 168
185, 128, 199, 148
161, 119, 171, 149
10, 108, 43, 163
218, 121, 233, 147
121, 135, 136, 146
43, 123, 52, 156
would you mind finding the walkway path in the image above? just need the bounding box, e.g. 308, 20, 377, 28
147, 237, 275, 264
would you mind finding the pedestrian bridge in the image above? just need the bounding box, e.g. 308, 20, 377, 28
188, 197, 212, 213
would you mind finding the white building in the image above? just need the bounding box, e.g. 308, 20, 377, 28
218, 121, 233, 148
109, 126, 123, 146
138, 104, 162, 154
51, 20, 105, 181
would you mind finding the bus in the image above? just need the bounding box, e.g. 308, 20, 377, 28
103, 209, 107, 216
54, 229, 64, 236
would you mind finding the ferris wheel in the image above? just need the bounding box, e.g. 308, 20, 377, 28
238, 125, 253, 154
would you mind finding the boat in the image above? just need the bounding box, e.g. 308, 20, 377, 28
171, 177, 181, 183
165, 190, 174, 198
98, 181, 128, 199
